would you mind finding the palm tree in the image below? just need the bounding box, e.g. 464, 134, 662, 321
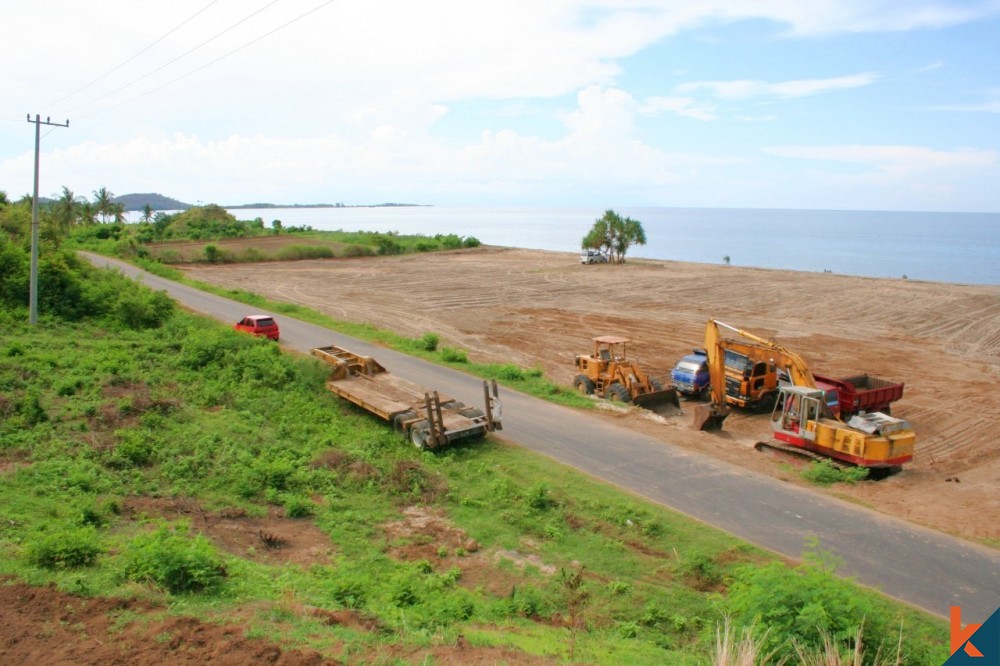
93, 187, 114, 223
141, 204, 153, 224
112, 202, 126, 225
54, 186, 80, 237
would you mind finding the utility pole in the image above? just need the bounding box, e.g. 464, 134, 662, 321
26, 114, 69, 325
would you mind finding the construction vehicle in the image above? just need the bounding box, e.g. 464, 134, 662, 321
311, 344, 501, 450
694, 320, 915, 470
811, 373, 905, 418
698, 322, 904, 418
574, 336, 681, 416
670, 349, 711, 399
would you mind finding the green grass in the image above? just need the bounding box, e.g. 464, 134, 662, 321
130, 255, 595, 409
0, 258, 949, 664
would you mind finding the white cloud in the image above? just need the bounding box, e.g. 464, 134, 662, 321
677, 73, 880, 100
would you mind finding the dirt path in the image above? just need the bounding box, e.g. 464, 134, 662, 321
180, 246, 1000, 545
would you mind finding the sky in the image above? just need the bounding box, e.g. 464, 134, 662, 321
2, 0, 999, 211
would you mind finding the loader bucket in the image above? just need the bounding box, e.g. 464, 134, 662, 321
693, 403, 729, 431
633, 388, 682, 417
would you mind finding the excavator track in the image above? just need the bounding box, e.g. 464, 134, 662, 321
753, 440, 852, 469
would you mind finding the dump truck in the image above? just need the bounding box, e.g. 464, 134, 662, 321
573, 336, 681, 416
311, 344, 501, 450
812, 373, 905, 418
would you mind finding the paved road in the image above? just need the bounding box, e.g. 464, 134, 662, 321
86, 253, 1000, 620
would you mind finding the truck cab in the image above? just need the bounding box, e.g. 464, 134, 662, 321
671, 350, 710, 398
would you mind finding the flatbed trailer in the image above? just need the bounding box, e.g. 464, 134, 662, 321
310, 344, 501, 449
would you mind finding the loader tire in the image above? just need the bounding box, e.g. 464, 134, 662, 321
608, 383, 630, 403
573, 374, 595, 395
650, 378, 664, 391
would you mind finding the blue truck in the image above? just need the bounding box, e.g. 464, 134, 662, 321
670, 349, 711, 399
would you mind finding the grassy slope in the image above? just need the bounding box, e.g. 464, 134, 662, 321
0, 268, 948, 664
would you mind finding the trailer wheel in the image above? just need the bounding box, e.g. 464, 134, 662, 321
409, 421, 431, 450
393, 411, 418, 434
574, 374, 595, 395
608, 383, 631, 403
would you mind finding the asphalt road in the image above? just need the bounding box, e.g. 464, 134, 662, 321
84, 253, 1000, 621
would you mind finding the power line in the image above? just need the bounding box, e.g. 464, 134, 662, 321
46, 0, 222, 111
58, 0, 288, 117
75, 0, 337, 121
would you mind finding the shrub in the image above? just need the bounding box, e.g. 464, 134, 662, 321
419, 332, 440, 352
802, 459, 869, 486
440, 347, 468, 363
276, 245, 334, 261
26, 526, 103, 569
725, 546, 892, 664
113, 289, 175, 330
282, 494, 315, 518
119, 525, 226, 594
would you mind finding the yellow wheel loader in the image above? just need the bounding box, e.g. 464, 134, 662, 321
573, 336, 681, 417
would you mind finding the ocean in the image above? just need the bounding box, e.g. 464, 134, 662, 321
217, 206, 999, 286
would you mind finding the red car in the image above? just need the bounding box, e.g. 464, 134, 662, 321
234, 315, 280, 341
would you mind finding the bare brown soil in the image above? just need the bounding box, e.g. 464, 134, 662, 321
0, 497, 557, 665
179, 246, 1000, 545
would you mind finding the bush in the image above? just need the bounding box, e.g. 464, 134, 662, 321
725, 545, 893, 664
419, 332, 440, 352
119, 525, 226, 594
802, 459, 869, 486
440, 347, 468, 363
26, 526, 103, 569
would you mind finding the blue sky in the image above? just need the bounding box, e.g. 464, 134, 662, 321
2, 1, 999, 211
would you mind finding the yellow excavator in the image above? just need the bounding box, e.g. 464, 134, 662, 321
693, 320, 915, 470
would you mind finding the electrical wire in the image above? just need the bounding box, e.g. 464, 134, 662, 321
45, 0, 221, 112
60, 0, 291, 117
74, 0, 337, 121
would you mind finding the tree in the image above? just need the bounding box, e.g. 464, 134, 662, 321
93, 187, 114, 224
581, 209, 647, 264
53, 186, 86, 239
141, 204, 153, 224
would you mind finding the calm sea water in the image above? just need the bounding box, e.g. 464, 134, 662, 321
219, 206, 999, 286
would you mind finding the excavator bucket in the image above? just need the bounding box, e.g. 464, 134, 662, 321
693, 403, 729, 431
633, 387, 682, 417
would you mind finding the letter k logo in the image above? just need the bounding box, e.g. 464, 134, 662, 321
952, 607, 984, 658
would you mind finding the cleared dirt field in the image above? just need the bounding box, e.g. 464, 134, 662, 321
180, 246, 1000, 545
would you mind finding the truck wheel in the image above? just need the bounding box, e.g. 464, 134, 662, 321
755, 392, 777, 414
409, 421, 430, 450
608, 383, 631, 403
574, 374, 595, 395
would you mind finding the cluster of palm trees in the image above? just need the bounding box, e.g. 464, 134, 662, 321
53, 186, 131, 229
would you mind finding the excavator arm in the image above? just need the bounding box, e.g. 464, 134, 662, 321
713, 321, 818, 390
693, 320, 732, 430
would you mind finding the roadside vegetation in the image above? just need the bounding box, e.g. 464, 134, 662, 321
0, 189, 949, 663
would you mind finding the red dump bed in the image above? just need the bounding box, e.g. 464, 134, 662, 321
814, 373, 904, 417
